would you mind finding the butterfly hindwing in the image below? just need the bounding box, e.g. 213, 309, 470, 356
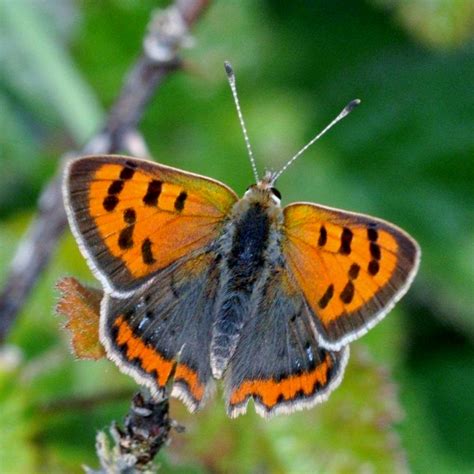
225, 267, 349, 418
101, 252, 219, 411
63, 155, 238, 295
283, 203, 420, 349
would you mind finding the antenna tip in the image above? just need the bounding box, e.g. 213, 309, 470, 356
338, 99, 361, 119
345, 98, 361, 113
224, 61, 234, 80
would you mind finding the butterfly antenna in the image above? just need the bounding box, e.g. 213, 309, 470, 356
224, 61, 259, 182
271, 99, 361, 184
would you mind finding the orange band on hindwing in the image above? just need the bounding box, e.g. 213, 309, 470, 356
113, 316, 205, 402
114, 315, 174, 386
174, 364, 205, 401
229, 353, 333, 410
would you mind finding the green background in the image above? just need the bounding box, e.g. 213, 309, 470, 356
1, 0, 473, 472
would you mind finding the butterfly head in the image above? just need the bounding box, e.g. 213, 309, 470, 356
244, 171, 282, 206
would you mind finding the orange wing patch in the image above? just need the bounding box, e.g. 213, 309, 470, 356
114, 315, 174, 386
229, 352, 333, 410
65, 155, 238, 292
174, 363, 205, 402
283, 203, 419, 346
113, 315, 206, 407
89, 164, 224, 278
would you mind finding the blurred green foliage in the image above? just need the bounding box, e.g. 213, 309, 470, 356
1, 0, 473, 472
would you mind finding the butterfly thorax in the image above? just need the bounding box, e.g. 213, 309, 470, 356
227, 187, 283, 284
210, 185, 284, 378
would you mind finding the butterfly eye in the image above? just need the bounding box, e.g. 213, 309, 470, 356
270, 187, 282, 200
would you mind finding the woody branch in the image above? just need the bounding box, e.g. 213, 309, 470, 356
0, 0, 211, 342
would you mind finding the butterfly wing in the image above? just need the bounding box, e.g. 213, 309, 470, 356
63, 155, 238, 295
283, 203, 420, 350
225, 268, 348, 418
102, 252, 220, 411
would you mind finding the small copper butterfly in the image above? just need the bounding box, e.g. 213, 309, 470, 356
62, 63, 420, 417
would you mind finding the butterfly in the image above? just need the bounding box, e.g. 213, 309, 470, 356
62, 63, 420, 418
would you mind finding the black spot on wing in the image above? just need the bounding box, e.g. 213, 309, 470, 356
370, 242, 381, 260
339, 228, 353, 255
120, 166, 135, 180
295, 389, 305, 398
174, 191, 187, 212
340, 280, 355, 304
118, 225, 134, 249
108, 180, 124, 195
318, 284, 334, 309
368, 260, 380, 275
367, 227, 378, 242
143, 180, 162, 206
141, 238, 156, 265
123, 208, 136, 224
103, 195, 119, 212
318, 225, 327, 247
348, 263, 360, 280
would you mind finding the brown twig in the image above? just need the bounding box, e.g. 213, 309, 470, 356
0, 0, 211, 342
85, 393, 180, 473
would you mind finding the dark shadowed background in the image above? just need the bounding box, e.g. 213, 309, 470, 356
1, 1, 473, 472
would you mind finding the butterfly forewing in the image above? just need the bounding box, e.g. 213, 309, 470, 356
64, 155, 238, 294
283, 203, 420, 349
